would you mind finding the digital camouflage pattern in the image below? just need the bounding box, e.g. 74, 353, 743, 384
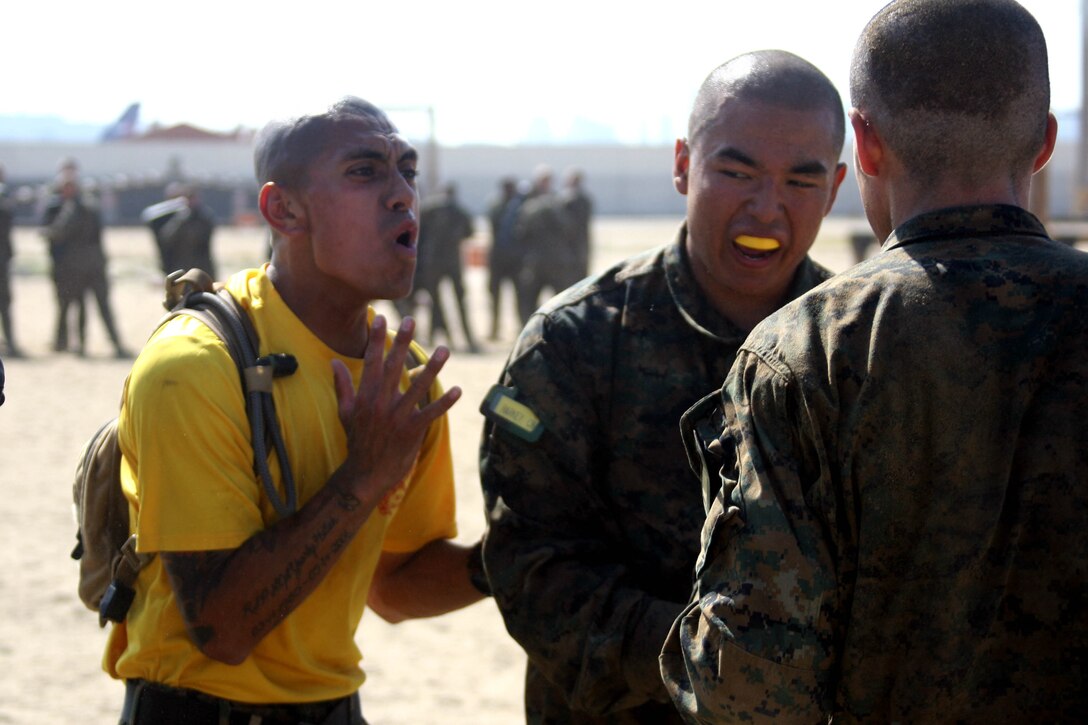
661, 205, 1088, 723
480, 225, 831, 724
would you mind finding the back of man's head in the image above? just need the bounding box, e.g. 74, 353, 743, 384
531, 164, 553, 195
254, 96, 394, 190
688, 50, 845, 157
850, 0, 1049, 186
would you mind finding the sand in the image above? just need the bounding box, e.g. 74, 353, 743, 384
0, 216, 876, 724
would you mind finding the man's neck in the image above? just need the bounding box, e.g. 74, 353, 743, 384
710, 289, 785, 335
267, 261, 371, 358
886, 174, 1031, 235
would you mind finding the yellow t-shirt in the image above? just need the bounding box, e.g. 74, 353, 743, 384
105, 266, 457, 703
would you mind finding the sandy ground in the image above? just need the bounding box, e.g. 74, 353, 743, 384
0, 216, 918, 724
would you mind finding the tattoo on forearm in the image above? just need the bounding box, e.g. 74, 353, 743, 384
162, 550, 233, 646
332, 481, 362, 512
164, 490, 365, 648
191, 624, 215, 648
246, 525, 355, 638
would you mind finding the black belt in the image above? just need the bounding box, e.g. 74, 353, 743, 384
120, 679, 365, 725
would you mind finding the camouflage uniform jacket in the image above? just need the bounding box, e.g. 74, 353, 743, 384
661, 205, 1088, 723
480, 224, 832, 724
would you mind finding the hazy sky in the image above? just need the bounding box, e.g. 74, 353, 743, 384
8, 0, 1081, 145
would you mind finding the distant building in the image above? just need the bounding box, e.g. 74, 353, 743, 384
0, 132, 1082, 224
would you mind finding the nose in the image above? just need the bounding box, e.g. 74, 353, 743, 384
745, 176, 784, 223
386, 171, 416, 212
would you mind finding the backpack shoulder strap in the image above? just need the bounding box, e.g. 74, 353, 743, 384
160, 269, 299, 518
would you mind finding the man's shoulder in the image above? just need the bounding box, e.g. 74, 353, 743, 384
522, 194, 560, 217
77, 196, 103, 214
511, 245, 670, 353
536, 244, 668, 317
127, 314, 237, 408
222, 267, 266, 306
808, 257, 836, 285
740, 260, 884, 378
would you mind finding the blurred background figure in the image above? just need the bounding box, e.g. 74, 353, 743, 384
57, 157, 79, 182
558, 168, 593, 284
141, 183, 217, 278
514, 165, 570, 323
848, 229, 878, 265
0, 165, 21, 358
404, 181, 481, 352
141, 181, 189, 274
41, 173, 127, 358
486, 176, 525, 340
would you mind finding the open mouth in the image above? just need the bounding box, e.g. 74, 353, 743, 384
394, 221, 418, 248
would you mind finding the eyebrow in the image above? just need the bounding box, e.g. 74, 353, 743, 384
716, 147, 757, 167
789, 160, 830, 176
714, 147, 829, 176
341, 145, 419, 165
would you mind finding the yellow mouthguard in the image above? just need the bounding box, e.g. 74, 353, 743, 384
735, 235, 781, 251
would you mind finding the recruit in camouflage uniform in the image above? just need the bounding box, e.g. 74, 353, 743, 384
482, 235, 831, 723
662, 207, 1088, 722
480, 51, 846, 724
662, 2, 1088, 722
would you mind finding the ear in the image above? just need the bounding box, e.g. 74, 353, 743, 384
823, 162, 849, 216
849, 109, 883, 177
258, 182, 307, 237
1032, 111, 1059, 174
673, 138, 691, 195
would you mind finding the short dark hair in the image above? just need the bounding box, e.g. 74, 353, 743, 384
253, 97, 394, 189
850, 0, 1050, 185
688, 50, 846, 157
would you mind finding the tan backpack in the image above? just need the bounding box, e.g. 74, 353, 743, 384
71, 269, 299, 626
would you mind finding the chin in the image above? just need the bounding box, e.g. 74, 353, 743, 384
386, 281, 414, 301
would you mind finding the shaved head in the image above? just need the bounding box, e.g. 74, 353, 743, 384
850, 0, 1050, 185
688, 50, 845, 157
254, 96, 396, 190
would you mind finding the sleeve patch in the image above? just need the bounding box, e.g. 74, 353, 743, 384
480, 384, 544, 442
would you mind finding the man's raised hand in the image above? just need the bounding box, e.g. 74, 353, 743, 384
331, 315, 461, 506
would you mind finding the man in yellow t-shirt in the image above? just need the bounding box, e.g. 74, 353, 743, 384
108, 97, 489, 725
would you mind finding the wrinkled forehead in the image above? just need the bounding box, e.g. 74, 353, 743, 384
697, 97, 841, 159
317, 115, 415, 160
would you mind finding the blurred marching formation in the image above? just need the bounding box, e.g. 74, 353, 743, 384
398, 166, 593, 352
0, 150, 595, 360
2, 91, 1086, 362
